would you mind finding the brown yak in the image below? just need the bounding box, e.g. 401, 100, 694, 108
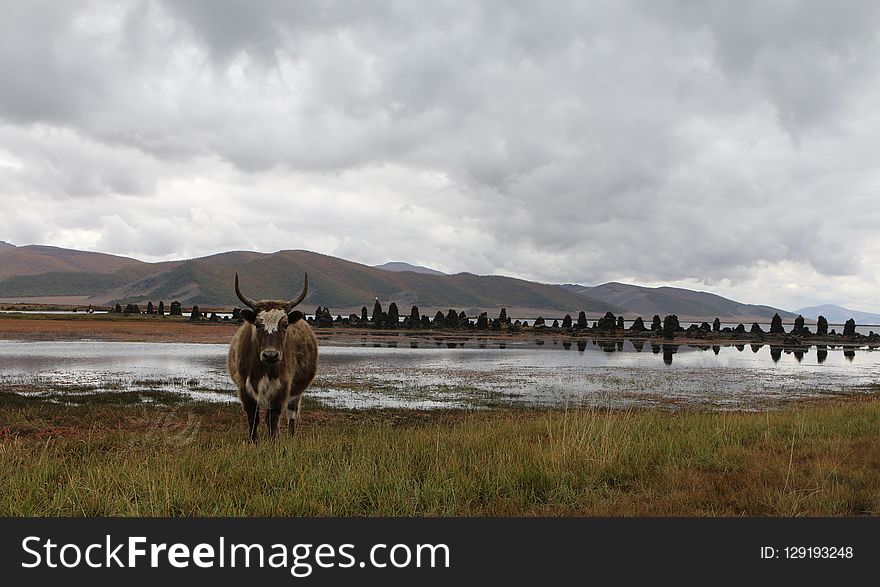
227, 273, 318, 440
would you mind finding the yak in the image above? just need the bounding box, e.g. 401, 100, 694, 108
227, 273, 318, 440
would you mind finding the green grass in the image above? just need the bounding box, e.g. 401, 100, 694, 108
1, 398, 880, 516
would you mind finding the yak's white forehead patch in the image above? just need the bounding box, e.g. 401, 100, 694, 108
257, 309, 287, 334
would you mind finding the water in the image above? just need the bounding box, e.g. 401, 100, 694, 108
1, 338, 878, 411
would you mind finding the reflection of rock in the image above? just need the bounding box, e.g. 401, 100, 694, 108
735, 345, 744, 352
576, 340, 586, 352
794, 350, 804, 362
751, 344, 761, 353
616, 340, 624, 351
844, 348, 855, 361
770, 346, 782, 362
816, 345, 827, 364
562, 341, 571, 350
662, 344, 677, 365
651, 343, 661, 354
712, 345, 720, 355
599, 340, 616, 352
632, 340, 644, 352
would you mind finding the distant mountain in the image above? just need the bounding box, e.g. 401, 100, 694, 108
373, 261, 446, 276
0, 243, 156, 280
0, 246, 616, 314
0, 243, 806, 320
795, 304, 880, 325
564, 281, 796, 322
0, 241, 15, 250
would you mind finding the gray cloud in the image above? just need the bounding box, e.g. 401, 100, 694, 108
2, 1, 880, 311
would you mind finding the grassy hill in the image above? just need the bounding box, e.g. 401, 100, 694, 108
0, 244, 149, 279
0, 244, 798, 319
0, 246, 616, 315
566, 282, 796, 321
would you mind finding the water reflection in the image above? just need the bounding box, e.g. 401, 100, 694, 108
662, 344, 677, 365
735, 345, 744, 352
1, 339, 877, 411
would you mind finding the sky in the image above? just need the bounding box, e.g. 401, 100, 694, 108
2, 1, 880, 312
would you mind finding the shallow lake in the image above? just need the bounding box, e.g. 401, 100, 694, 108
1, 338, 879, 411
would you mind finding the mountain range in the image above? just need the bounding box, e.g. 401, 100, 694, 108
0, 241, 822, 321
795, 304, 880, 325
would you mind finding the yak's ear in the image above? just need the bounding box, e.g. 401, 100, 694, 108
241, 309, 257, 323
288, 310, 304, 325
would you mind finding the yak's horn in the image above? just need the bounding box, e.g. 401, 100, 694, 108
234, 273, 257, 309
285, 273, 309, 312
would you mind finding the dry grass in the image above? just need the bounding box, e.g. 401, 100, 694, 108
1, 397, 879, 516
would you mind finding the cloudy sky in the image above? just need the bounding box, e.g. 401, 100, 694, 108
2, 1, 880, 311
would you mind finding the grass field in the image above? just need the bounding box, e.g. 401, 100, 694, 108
2, 393, 879, 516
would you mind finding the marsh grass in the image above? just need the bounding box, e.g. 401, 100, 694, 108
1, 397, 879, 516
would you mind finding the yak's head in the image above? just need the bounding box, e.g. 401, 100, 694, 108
234, 273, 308, 366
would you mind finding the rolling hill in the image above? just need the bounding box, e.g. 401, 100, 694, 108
564, 282, 797, 322
373, 261, 446, 276
795, 304, 880, 325
0, 245, 617, 315
0, 243, 803, 320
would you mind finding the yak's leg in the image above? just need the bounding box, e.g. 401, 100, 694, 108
287, 394, 303, 434
266, 396, 284, 439
241, 393, 259, 442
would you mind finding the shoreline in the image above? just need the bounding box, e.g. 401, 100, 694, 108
0, 314, 876, 348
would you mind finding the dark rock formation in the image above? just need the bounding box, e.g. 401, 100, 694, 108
750, 322, 763, 334
577, 311, 588, 329
409, 306, 421, 328
816, 315, 828, 336
662, 314, 680, 339
189, 305, 201, 320
597, 312, 616, 330
630, 317, 645, 331
617, 316, 625, 329
372, 300, 383, 324
713, 317, 721, 332
843, 318, 856, 336
170, 301, 182, 316
651, 315, 662, 331
388, 303, 399, 328
158, 301, 165, 316
562, 314, 572, 329
146, 302, 154, 315
770, 313, 784, 334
